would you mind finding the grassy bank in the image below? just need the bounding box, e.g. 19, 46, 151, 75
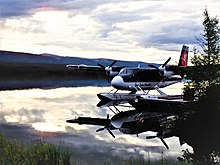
0, 133, 71, 165
0, 132, 193, 165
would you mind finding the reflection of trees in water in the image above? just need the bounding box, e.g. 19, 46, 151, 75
0, 62, 108, 90
0, 61, 106, 80
176, 68, 220, 163
179, 99, 220, 164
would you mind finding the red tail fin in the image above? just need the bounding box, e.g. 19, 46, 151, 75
178, 45, 189, 66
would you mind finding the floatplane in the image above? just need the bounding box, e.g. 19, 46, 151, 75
67, 45, 194, 107
97, 45, 190, 103
66, 45, 188, 87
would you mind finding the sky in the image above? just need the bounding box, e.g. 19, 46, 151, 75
0, 0, 220, 63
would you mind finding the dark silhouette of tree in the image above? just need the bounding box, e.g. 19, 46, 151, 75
192, 7, 220, 66
180, 8, 220, 164
185, 7, 220, 97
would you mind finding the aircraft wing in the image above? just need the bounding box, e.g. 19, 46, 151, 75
66, 64, 124, 71
66, 64, 103, 71
67, 116, 117, 138
66, 117, 110, 126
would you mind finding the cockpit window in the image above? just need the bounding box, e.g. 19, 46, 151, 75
119, 68, 134, 75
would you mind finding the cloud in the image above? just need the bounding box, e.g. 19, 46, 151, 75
1, 108, 46, 124
1, 0, 35, 18
63, 126, 168, 162
0, 0, 219, 60
0, 0, 124, 19
141, 19, 202, 48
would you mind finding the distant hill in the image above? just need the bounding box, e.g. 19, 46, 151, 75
0, 50, 149, 67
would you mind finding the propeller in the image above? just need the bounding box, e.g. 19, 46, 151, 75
148, 57, 171, 77
160, 137, 169, 149
146, 133, 169, 149
98, 60, 117, 82
96, 115, 115, 138
161, 57, 171, 68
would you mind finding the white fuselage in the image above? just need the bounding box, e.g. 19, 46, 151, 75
111, 75, 181, 91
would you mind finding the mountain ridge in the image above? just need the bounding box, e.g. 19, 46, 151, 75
0, 50, 150, 67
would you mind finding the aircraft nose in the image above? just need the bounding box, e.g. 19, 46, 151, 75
111, 76, 123, 88
111, 115, 124, 128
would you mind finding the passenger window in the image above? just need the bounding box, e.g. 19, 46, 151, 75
119, 69, 133, 75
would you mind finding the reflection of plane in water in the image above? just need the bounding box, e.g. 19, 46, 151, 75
67, 90, 197, 149
67, 45, 189, 91
67, 98, 220, 162
95, 94, 220, 163
67, 108, 190, 149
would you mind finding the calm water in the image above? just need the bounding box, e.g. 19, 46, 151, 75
0, 82, 192, 162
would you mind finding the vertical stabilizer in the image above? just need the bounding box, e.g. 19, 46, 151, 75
178, 45, 189, 66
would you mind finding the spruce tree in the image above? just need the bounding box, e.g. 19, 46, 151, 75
185, 8, 220, 97
192, 7, 220, 66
